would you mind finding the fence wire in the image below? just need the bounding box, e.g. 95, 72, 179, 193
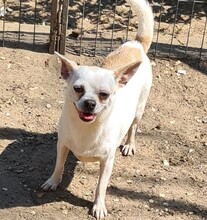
66, 0, 207, 60
0, 0, 206, 60
0, 0, 51, 52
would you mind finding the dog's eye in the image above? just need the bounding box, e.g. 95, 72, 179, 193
73, 85, 84, 93
99, 92, 109, 100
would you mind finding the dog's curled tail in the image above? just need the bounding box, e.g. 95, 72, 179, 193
126, 0, 154, 53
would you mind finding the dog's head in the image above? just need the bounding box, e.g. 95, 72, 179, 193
56, 52, 141, 123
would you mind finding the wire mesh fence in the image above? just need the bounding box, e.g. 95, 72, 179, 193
0, 0, 51, 52
65, 0, 207, 60
0, 0, 206, 60
153, 0, 207, 60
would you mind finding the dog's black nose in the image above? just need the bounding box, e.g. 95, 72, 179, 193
84, 99, 96, 111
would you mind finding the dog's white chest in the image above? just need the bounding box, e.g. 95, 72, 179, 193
59, 116, 113, 160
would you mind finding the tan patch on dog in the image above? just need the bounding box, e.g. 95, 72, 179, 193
101, 45, 143, 71
135, 35, 152, 53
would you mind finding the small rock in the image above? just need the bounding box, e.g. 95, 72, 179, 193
116, 5, 128, 15
163, 159, 170, 166
164, 208, 169, 212
100, 15, 110, 24
163, 202, 169, 206
196, 118, 202, 123
16, 169, 23, 173
202, 117, 207, 123
30, 210, 36, 215
166, 63, 174, 70
6, 7, 13, 12
152, 107, 156, 112
149, 199, 154, 204
36, 192, 44, 198
128, 26, 134, 31
137, 128, 142, 133
188, 148, 194, 153
175, 60, 181, 65
84, 191, 91, 196
62, 209, 68, 215
2, 188, 8, 191
186, 192, 194, 196
28, 167, 34, 171
177, 69, 186, 75
29, 87, 38, 91
159, 193, 165, 198
46, 104, 51, 109
151, 61, 156, 67
5, 112, 11, 117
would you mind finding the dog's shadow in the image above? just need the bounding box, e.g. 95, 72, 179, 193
0, 127, 92, 210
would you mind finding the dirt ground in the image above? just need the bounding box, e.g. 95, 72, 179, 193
0, 45, 206, 220
0, 0, 207, 219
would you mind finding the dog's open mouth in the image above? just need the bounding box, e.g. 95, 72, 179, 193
74, 104, 97, 122
79, 111, 96, 122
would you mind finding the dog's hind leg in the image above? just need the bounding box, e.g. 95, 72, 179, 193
41, 141, 69, 191
122, 85, 151, 156
122, 105, 146, 156
122, 118, 138, 156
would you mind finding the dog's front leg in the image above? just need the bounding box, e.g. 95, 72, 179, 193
41, 140, 69, 191
92, 156, 115, 219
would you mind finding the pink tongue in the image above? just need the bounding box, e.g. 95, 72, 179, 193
80, 112, 95, 121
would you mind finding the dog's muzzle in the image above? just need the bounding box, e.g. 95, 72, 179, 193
74, 100, 97, 122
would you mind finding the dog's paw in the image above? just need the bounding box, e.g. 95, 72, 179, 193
41, 176, 61, 191
121, 144, 136, 156
92, 202, 107, 219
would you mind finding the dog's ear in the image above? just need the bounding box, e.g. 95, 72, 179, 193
55, 52, 78, 80
114, 61, 141, 87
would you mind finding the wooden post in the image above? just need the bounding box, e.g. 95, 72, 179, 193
56, 0, 62, 53
60, 0, 69, 54
49, 0, 68, 55
49, 0, 58, 54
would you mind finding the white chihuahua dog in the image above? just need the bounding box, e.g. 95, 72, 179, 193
42, 0, 154, 219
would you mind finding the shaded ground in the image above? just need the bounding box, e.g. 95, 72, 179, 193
0, 47, 206, 220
